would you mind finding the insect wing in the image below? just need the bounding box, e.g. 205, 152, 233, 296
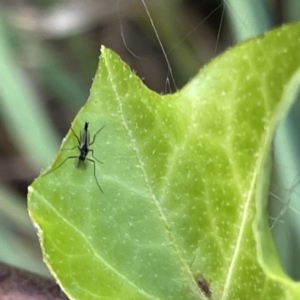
80, 127, 90, 149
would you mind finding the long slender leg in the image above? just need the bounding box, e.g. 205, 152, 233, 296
86, 158, 104, 194
89, 149, 103, 164
90, 125, 105, 145
60, 126, 81, 151
42, 156, 78, 177
71, 127, 81, 145
61, 145, 78, 151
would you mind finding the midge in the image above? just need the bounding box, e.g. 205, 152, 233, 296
43, 122, 105, 194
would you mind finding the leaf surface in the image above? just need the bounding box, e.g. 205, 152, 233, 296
28, 22, 300, 299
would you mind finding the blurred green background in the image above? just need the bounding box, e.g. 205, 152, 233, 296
0, 0, 299, 280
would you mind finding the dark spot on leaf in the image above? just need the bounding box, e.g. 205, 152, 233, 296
197, 276, 212, 298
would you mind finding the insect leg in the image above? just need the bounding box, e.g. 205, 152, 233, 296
70, 126, 81, 145
56, 127, 81, 152
89, 149, 103, 164
86, 157, 104, 194
42, 156, 78, 177
90, 125, 105, 145
61, 145, 78, 151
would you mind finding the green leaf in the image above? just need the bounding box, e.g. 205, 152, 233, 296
28, 22, 300, 300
